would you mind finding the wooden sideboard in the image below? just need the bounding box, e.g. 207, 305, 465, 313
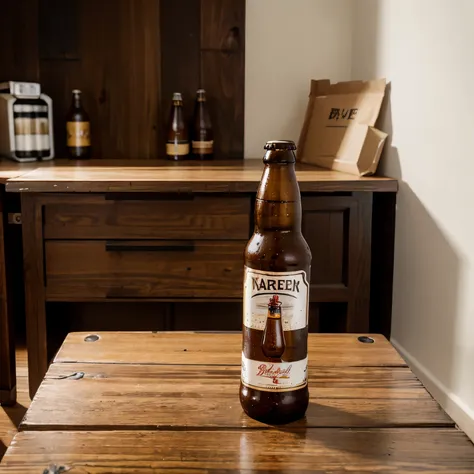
5, 159, 397, 398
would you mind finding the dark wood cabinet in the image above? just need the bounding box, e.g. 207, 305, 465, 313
15, 161, 396, 398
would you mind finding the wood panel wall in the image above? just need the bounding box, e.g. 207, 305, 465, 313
0, 0, 245, 160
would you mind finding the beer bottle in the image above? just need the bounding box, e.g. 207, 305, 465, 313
66, 89, 91, 159
240, 140, 312, 424
192, 89, 213, 159
262, 295, 286, 358
166, 92, 189, 160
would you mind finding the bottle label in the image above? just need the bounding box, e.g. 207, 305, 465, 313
67, 122, 90, 147
242, 267, 309, 391
14, 117, 36, 151
241, 353, 308, 391
166, 142, 189, 156
243, 267, 309, 331
192, 140, 213, 154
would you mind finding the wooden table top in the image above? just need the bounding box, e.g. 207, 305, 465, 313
5, 159, 398, 193
2, 332, 473, 473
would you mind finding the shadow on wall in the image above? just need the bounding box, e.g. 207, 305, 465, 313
364, 16, 463, 407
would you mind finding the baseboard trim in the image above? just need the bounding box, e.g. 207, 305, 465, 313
392, 338, 474, 441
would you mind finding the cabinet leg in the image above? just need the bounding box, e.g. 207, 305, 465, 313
0, 188, 16, 406
346, 192, 373, 333
26, 304, 48, 399
21, 194, 48, 399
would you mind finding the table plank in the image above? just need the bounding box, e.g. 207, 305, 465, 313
6, 159, 398, 193
2, 429, 473, 473
54, 332, 406, 367
21, 363, 452, 430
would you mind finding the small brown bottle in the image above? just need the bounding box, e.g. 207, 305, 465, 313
166, 92, 189, 160
66, 89, 91, 159
192, 89, 213, 159
262, 295, 286, 359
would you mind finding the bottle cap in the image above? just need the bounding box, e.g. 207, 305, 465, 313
264, 140, 297, 151
72, 89, 82, 94
172, 92, 183, 101
197, 89, 206, 94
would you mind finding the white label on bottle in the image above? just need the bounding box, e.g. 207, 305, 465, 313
243, 267, 309, 331
192, 140, 213, 152
241, 353, 308, 391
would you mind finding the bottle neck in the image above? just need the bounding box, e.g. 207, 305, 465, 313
71, 94, 82, 109
171, 103, 185, 132
254, 162, 302, 232
267, 306, 282, 319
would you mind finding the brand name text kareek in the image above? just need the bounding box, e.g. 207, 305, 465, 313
252, 278, 300, 293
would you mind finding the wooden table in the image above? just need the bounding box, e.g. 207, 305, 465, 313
1, 332, 473, 472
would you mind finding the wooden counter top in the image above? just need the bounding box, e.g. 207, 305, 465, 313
5, 159, 398, 193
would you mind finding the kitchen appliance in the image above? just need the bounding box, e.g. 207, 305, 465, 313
0, 81, 54, 162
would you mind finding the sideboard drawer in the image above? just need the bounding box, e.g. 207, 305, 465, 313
43, 195, 251, 240
44, 240, 245, 299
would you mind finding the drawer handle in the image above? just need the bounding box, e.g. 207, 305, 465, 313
105, 193, 194, 201
105, 240, 195, 252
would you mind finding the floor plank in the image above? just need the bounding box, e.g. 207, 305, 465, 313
0, 348, 29, 460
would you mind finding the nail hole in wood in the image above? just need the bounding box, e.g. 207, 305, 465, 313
84, 334, 99, 342
358, 336, 375, 344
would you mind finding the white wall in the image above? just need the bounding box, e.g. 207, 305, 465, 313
352, 0, 474, 440
244, 0, 353, 158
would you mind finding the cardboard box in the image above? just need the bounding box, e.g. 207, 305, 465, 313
297, 78, 388, 176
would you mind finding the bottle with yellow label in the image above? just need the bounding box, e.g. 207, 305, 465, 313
192, 89, 213, 160
66, 89, 91, 159
166, 92, 189, 160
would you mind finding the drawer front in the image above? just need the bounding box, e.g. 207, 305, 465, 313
302, 195, 359, 303
45, 240, 246, 300
43, 195, 251, 240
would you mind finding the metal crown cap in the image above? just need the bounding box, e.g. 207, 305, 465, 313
264, 140, 297, 151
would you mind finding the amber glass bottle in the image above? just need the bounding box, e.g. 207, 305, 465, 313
166, 92, 189, 160
240, 140, 312, 424
66, 89, 91, 159
192, 89, 213, 159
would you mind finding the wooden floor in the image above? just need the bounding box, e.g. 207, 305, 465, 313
0, 348, 30, 460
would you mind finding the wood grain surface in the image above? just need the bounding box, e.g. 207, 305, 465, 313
0, 0, 39, 83
0, 161, 43, 184
53, 332, 406, 367
21, 363, 451, 430
2, 429, 474, 473
44, 240, 245, 299
39, 0, 162, 159
20, 194, 48, 399
6, 160, 398, 193
43, 195, 251, 240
